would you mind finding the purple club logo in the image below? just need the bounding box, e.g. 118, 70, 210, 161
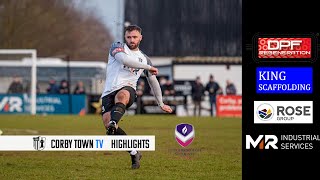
175, 123, 195, 147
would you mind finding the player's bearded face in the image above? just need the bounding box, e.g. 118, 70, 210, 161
125, 30, 142, 50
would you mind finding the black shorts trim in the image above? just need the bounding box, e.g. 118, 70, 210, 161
101, 86, 136, 115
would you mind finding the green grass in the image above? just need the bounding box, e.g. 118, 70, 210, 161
0, 115, 241, 180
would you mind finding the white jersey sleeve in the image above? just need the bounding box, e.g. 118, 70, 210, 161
143, 54, 165, 107
109, 42, 126, 57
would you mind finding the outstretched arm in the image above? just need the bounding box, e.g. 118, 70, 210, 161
115, 53, 151, 70
145, 71, 173, 113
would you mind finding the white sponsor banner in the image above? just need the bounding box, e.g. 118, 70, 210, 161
254, 101, 313, 124
0, 135, 155, 151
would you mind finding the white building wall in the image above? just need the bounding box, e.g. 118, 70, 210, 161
173, 64, 242, 95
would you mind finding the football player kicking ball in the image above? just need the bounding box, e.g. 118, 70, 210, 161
101, 25, 173, 169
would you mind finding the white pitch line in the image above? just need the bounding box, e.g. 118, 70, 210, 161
0, 129, 39, 135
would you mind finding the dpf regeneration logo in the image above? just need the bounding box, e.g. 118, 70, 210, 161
252, 33, 317, 61
257, 103, 274, 121
175, 123, 195, 147
258, 38, 311, 58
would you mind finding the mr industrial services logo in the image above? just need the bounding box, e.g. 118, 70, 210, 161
254, 101, 313, 124
246, 134, 320, 150
0, 96, 23, 113
246, 135, 278, 150
175, 123, 195, 147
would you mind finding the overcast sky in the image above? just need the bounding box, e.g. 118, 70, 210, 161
78, 0, 124, 41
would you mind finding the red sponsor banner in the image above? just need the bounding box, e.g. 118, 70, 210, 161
216, 95, 242, 118
258, 37, 311, 58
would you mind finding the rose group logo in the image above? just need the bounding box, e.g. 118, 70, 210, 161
175, 123, 195, 147
257, 103, 274, 121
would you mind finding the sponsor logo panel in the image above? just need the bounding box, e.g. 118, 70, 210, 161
254, 101, 313, 124
256, 67, 312, 94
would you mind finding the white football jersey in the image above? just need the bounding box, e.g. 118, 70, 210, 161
101, 42, 151, 98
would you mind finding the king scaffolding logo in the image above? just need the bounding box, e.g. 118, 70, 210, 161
33, 136, 46, 151
175, 123, 195, 147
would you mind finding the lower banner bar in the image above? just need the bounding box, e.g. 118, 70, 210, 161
0, 135, 155, 151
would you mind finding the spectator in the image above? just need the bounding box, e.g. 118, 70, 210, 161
191, 76, 205, 116
162, 79, 175, 96
73, 81, 86, 94
226, 79, 237, 95
205, 74, 222, 117
46, 78, 60, 94
25, 80, 40, 94
7, 76, 24, 94
59, 79, 70, 94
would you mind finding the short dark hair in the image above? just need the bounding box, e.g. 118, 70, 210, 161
125, 25, 142, 33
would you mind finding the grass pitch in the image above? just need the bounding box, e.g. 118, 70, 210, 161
0, 115, 241, 180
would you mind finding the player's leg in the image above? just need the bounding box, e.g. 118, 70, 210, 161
102, 112, 111, 130
101, 92, 117, 133
101, 90, 129, 135
103, 110, 131, 136
102, 108, 141, 169
106, 88, 131, 134
117, 87, 142, 169
106, 86, 142, 169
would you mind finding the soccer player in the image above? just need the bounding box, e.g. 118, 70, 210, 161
101, 25, 173, 169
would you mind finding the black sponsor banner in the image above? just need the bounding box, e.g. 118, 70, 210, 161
139, 95, 185, 114
244, 0, 319, 179
173, 80, 194, 96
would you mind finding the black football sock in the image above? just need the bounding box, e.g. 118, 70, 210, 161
110, 102, 126, 124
